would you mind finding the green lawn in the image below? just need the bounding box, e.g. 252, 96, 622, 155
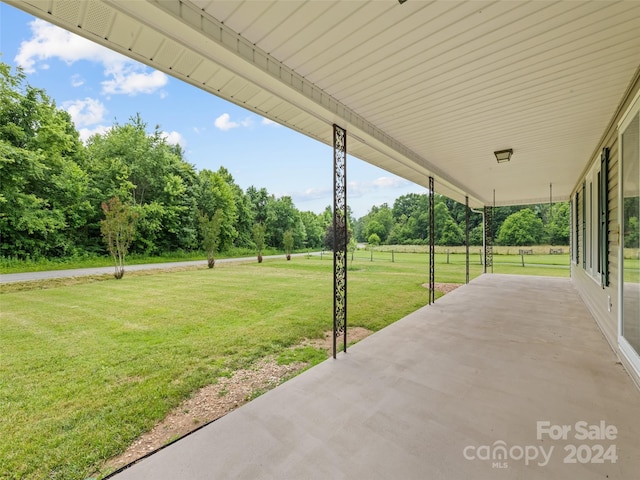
0, 253, 573, 479
0, 247, 284, 274
348, 250, 570, 279
1, 256, 436, 479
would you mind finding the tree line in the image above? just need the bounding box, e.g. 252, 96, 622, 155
1, 62, 572, 264
0, 63, 336, 260
354, 194, 570, 247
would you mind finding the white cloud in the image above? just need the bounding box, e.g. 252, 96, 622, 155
16, 19, 167, 96
214, 113, 254, 131
298, 187, 332, 200
101, 67, 167, 96
261, 117, 278, 126
62, 97, 107, 128
372, 176, 408, 188
70, 74, 84, 87
348, 177, 411, 198
214, 113, 238, 131
15, 19, 122, 73
161, 130, 187, 148
79, 125, 110, 143
290, 176, 412, 204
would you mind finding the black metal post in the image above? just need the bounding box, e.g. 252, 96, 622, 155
484, 205, 494, 273
465, 195, 469, 284
428, 176, 435, 304
333, 124, 347, 359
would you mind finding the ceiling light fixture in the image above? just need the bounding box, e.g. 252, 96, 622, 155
494, 149, 513, 163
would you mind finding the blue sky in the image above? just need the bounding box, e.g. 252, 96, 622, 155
0, 4, 427, 217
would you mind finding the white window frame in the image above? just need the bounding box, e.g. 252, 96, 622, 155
617, 89, 640, 377
584, 162, 602, 285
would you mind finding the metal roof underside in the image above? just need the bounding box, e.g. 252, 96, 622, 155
6, 0, 640, 208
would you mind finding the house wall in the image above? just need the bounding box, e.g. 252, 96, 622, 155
571, 66, 640, 389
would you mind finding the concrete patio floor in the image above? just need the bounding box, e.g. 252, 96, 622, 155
109, 274, 640, 480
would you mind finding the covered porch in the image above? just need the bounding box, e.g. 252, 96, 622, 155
110, 274, 640, 480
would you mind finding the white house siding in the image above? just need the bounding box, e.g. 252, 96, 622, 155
571, 67, 640, 388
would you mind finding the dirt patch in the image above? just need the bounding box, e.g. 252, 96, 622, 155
299, 326, 373, 355
101, 358, 304, 473
100, 326, 372, 475
423, 282, 463, 295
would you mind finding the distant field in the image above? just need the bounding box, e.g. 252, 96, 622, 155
349, 247, 570, 278
376, 244, 571, 255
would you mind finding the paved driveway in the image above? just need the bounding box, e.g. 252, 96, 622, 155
0, 253, 319, 283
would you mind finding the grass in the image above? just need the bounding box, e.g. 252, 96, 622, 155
277, 346, 328, 367
348, 249, 570, 279
0, 247, 285, 275
1, 256, 434, 479
375, 244, 572, 255
623, 257, 640, 282
0, 251, 577, 479
0, 236, 631, 478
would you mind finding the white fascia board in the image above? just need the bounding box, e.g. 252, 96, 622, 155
128, 0, 487, 207
6, 0, 485, 206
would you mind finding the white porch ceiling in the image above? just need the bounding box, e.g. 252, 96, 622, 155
6, 0, 640, 208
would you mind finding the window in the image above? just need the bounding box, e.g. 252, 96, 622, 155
578, 149, 608, 285
620, 98, 639, 358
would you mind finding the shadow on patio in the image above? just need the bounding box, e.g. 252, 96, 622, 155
109, 274, 640, 480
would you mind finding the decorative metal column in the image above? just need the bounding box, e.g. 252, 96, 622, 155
428, 176, 435, 304
465, 195, 470, 284
484, 206, 494, 273
332, 124, 347, 359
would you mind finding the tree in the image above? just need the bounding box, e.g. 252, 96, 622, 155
623, 197, 639, 248
217, 167, 253, 248
392, 193, 428, 220
368, 233, 381, 246
625, 216, 639, 248
469, 224, 484, 246
199, 209, 222, 268
0, 62, 92, 258
86, 115, 199, 254
364, 220, 386, 241
300, 211, 325, 249
497, 208, 544, 246
100, 197, 137, 279
267, 196, 303, 249
246, 186, 274, 225
546, 202, 570, 245
433, 202, 452, 244
196, 169, 237, 251
323, 217, 352, 251
359, 203, 394, 243
440, 217, 464, 245
252, 222, 266, 263
283, 229, 294, 260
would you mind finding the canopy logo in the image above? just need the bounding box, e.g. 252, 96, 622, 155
463, 420, 618, 469
463, 441, 553, 468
